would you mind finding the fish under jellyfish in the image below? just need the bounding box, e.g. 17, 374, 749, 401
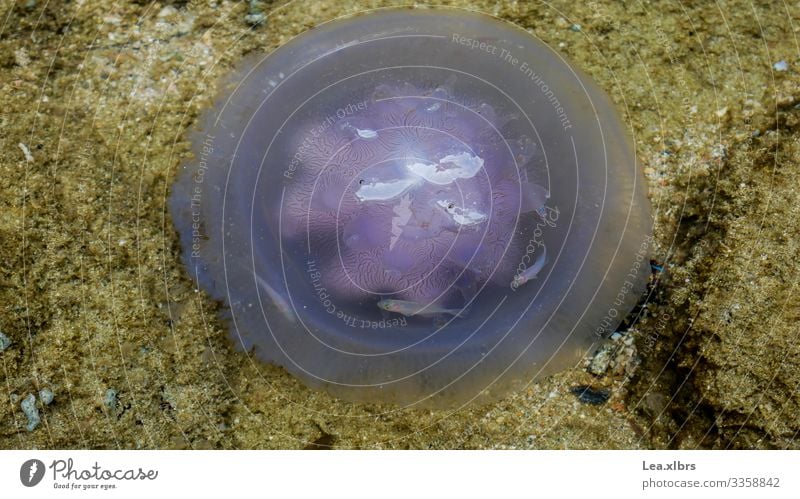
169, 9, 652, 407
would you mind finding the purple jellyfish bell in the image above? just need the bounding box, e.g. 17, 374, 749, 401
169, 9, 652, 407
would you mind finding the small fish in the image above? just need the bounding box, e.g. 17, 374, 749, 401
512, 246, 547, 288
377, 299, 466, 318
254, 273, 297, 324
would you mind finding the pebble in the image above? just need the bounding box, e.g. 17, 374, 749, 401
21, 394, 40, 431
773, 60, 789, 72
570, 385, 610, 405
245, 13, 267, 26
643, 392, 669, 417
587, 343, 615, 376
245, 0, 267, 26
104, 388, 119, 410
0, 332, 10, 351
39, 388, 54, 405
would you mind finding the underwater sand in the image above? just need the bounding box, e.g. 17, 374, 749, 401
0, 0, 798, 449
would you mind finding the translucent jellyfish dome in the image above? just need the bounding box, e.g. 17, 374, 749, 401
170, 9, 652, 407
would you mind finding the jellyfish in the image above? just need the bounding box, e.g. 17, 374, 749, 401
170, 9, 652, 407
